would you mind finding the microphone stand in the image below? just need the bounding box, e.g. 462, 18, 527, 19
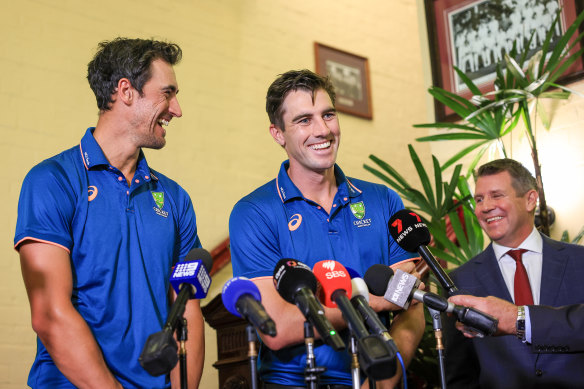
304, 321, 326, 389
427, 307, 446, 389
349, 335, 361, 389
177, 317, 188, 389
246, 325, 259, 389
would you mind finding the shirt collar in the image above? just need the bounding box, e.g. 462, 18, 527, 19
275, 160, 362, 203
493, 226, 543, 261
78, 127, 156, 182
79, 127, 109, 170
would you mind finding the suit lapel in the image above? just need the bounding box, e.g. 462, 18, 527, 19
475, 244, 514, 302
539, 235, 568, 305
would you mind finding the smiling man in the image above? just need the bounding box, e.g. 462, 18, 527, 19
444, 158, 584, 388
229, 69, 424, 388
14, 38, 204, 388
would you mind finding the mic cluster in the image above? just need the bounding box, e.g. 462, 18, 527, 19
139, 209, 501, 381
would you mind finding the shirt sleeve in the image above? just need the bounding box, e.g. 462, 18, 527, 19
14, 160, 77, 251
229, 199, 281, 279
174, 187, 202, 261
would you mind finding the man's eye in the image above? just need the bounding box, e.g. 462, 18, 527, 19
324, 112, 336, 119
475, 198, 483, 203
299, 118, 309, 124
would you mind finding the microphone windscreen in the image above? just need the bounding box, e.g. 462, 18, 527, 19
388, 209, 431, 252
185, 247, 214, 271
273, 258, 317, 304
313, 260, 352, 308
384, 269, 421, 309
221, 277, 261, 318
364, 264, 394, 296
351, 278, 370, 302
170, 248, 213, 299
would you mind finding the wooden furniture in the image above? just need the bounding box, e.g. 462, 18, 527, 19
202, 293, 257, 389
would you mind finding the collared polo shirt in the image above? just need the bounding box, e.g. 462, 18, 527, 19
15, 128, 200, 388
229, 160, 414, 386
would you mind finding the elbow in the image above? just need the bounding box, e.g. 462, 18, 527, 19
30, 311, 52, 339
260, 334, 289, 351
30, 305, 62, 341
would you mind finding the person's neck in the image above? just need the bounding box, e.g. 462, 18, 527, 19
287, 163, 338, 214
93, 115, 140, 186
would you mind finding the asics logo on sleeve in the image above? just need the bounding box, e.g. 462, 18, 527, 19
88, 186, 98, 202
288, 213, 302, 231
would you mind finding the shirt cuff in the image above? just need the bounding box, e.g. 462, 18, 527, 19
524, 305, 532, 344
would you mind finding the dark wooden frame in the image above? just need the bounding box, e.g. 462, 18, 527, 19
314, 42, 373, 119
425, 0, 584, 121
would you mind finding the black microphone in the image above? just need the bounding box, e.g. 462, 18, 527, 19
273, 259, 345, 351
388, 209, 459, 295
364, 265, 498, 336
139, 248, 213, 376
222, 277, 277, 336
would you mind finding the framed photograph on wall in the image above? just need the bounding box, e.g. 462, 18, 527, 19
425, 0, 584, 121
314, 43, 373, 119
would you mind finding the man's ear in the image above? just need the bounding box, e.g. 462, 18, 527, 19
526, 189, 539, 213
117, 78, 134, 106
269, 124, 285, 147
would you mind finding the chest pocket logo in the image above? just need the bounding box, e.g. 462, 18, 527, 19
88, 186, 98, 202
288, 213, 302, 231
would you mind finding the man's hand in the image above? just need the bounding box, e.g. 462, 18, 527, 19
448, 295, 518, 337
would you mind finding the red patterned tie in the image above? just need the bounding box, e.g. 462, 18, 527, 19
507, 249, 533, 305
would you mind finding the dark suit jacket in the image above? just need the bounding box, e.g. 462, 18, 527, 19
444, 234, 584, 389
530, 304, 584, 353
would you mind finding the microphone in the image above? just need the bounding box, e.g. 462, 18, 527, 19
388, 209, 459, 295
364, 265, 498, 336
273, 259, 345, 351
313, 261, 397, 380
222, 277, 277, 336
345, 267, 394, 344
139, 248, 213, 376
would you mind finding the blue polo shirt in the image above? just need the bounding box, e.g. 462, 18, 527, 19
229, 160, 414, 386
15, 128, 200, 388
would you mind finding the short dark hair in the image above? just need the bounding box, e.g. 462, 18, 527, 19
87, 37, 182, 111
477, 159, 537, 196
266, 69, 336, 130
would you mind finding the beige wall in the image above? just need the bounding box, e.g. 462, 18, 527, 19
2, 0, 583, 388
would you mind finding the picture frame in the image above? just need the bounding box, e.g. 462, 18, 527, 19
314, 42, 373, 119
425, 0, 584, 121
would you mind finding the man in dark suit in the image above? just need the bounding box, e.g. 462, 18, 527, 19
444, 159, 584, 389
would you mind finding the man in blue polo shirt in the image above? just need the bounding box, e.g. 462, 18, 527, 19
229, 69, 425, 388
14, 38, 204, 388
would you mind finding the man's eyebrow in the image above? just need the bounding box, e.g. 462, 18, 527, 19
163, 85, 178, 93
291, 112, 313, 122
291, 108, 336, 123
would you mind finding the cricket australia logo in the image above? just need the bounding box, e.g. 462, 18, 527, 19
350, 201, 365, 219
351, 201, 372, 228
151, 191, 168, 218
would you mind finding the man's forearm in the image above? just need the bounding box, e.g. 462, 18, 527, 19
36, 306, 121, 389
